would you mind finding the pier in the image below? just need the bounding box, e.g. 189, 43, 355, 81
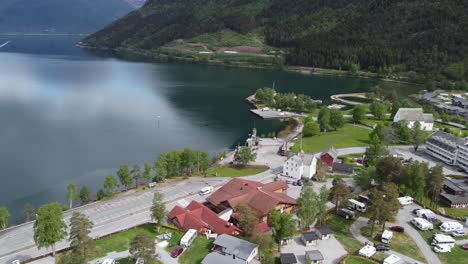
250, 109, 307, 119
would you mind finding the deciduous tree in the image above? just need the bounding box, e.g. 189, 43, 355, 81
129, 232, 156, 263
329, 109, 344, 131
235, 146, 257, 166
69, 212, 95, 260
250, 232, 275, 262
316, 186, 330, 226
142, 163, 153, 182
426, 165, 444, 207
303, 121, 320, 137
0, 207, 9, 230
352, 105, 366, 123
376, 157, 402, 184
370, 101, 386, 120
267, 209, 295, 243
79, 186, 92, 205
34, 203, 67, 255
318, 107, 331, 131
235, 203, 258, 236
364, 133, 388, 166
328, 178, 351, 210
23, 203, 35, 222
410, 121, 425, 151
117, 165, 132, 190
66, 183, 78, 208
151, 192, 166, 231
297, 183, 318, 229
103, 175, 116, 195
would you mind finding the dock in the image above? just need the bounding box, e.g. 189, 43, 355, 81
250, 109, 307, 119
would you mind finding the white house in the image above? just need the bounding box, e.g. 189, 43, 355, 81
283, 153, 317, 179
393, 108, 434, 131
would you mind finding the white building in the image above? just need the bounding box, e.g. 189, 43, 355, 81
393, 108, 434, 131
425, 131, 468, 167
282, 153, 317, 179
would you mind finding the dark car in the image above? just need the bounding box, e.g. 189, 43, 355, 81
292, 181, 297, 186
412, 209, 419, 215
462, 244, 468, 250
390, 226, 405, 233
171, 247, 184, 258
296, 180, 303, 186
375, 244, 390, 251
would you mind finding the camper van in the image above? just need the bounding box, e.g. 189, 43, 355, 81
348, 199, 366, 212
415, 209, 437, 222
383, 254, 401, 264
434, 244, 452, 253
381, 230, 393, 244
359, 245, 376, 258
440, 221, 464, 232
180, 229, 197, 248
411, 217, 434, 231
397, 196, 413, 205
432, 234, 456, 248
199, 185, 214, 195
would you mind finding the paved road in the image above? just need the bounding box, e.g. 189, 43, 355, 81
350, 217, 425, 264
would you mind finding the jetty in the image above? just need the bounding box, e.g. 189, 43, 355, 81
330, 92, 370, 105
250, 108, 307, 119
0, 41, 10, 48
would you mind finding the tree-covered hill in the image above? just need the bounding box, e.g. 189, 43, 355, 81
83, 0, 468, 82
0, 0, 136, 34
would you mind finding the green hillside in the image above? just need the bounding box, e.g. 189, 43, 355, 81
83, 0, 468, 82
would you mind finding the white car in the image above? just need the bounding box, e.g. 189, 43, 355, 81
451, 230, 466, 237
12, 260, 20, 264
434, 244, 451, 253
199, 186, 213, 195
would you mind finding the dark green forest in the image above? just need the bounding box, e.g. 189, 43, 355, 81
84, 0, 468, 82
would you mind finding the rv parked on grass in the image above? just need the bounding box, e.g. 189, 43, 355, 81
432, 234, 456, 248
180, 229, 197, 248
336, 208, 356, 220
381, 230, 393, 244
440, 221, 464, 232
411, 217, 434, 231
415, 209, 437, 222
348, 199, 366, 212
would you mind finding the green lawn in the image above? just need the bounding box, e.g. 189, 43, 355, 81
292, 124, 370, 153
179, 236, 214, 264
326, 215, 362, 254
361, 226, 426, 262
94, 224, 157, 258
207, 165, 268, 177
344, 256, 378, 264
442, 206, 468, 219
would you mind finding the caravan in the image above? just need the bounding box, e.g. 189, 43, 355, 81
411, 217, 434, 231
440, 221, 464, 232
180, 229, 197, 248
381, 230, 393, 244
397, 196, 413, 205
415, 209, 437, 222
348, 199, 366, 212
432, 234, 456, 248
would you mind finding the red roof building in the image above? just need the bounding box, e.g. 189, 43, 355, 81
167, 200, 241, 235
206, 179, 297, 222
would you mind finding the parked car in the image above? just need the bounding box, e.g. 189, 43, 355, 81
286, 180, 292, 184
412, 209, 419, 215
296, 180, 302, 186
462, 244, 468, 250
434, 244, 451, 253
390, 226, 405, 233
171, 247, 184, 258
452, 230, 466, 237
375, 244, 390, 251
292, 181, 297, 186
274, 176, 279, 181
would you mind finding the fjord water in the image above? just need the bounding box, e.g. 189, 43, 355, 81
0, 35, 384, 223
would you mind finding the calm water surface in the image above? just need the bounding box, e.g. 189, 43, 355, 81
0, 35, 396, 223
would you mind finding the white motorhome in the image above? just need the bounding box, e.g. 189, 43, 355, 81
348, 199, 366, 212
102, 259, 116, 264
434, 244, 452, 253
199, 185, 214, 195
383, 254, 401, 264
416, 209, 437, 221
411, 217, 434, 231
431, 234, 456, 248
358, 245, 376, 258
397, 196, 413, 205
381, 230, 393, 244
440, 221, 464, 232
180, 229, 197, 248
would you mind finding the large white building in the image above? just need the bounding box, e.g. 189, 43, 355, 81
425, 131, 468, 169
393, 108, 434, 131
283, 153, 317, 179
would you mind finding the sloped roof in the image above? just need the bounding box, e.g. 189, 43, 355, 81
280, 253, 297, 264
201, 252, 245, 264
332, 162, 354, 173
302, 231, 319, 241
306, 250, 324, 261
321, 147, 338, 160
168, 200, 241, 235
214, 234, 258, 260
252, 221, 271, 233
316, 225, 332, 236
207, 179, 296, 217
395, 108, 434, 122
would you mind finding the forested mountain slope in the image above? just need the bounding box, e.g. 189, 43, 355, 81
83, 0, 468, 81
0, 0, 135, 33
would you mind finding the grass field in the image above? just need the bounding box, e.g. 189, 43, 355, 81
207, 164, 268, 177
326, 215, 362, 254
292, 124, 370, 153
361, 225, 425, 262
179, 236, 214, 264
344, 256, 378, 264
442, 206, 468, 219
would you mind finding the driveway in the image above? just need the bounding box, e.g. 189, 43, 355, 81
281, 235, 346, 264
350, 217, 425, 264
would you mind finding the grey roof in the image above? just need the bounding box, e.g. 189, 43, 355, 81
280, 253, 297, 264
316, 225, 332, 236
322, 147, 338, 160
306, 250, 324, 261
428, 131, 466, 149
201, 252, 245, 264
395, 108, 434, 122
302, 154, 316, 166
213, 234, 258, 260
332, 162, 354, 173
440, 192, 468, 204
302, 231, 319, 241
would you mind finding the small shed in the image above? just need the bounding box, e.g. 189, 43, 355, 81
332, 162, 354, 174
306, 250, 324, 264
280, 253, 297, 264
315, 225, 333, 240
301, 231, 319, 246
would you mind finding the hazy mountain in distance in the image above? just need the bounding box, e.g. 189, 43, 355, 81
125, 0, 146, 8
0, 0, 136, 34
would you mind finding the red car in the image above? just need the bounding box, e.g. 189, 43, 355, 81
171, 246, 184, 258
390, 226, 405, 232
462, 244, 468, 250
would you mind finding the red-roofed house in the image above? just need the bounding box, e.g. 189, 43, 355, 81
206, 178, 297, 223
168, 200, 241, 236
